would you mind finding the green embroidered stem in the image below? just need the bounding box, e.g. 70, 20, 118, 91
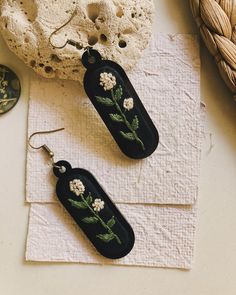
70, 194, 122, 245
110, 89, 145, 151
81, 195, 121, 245
96, 73, 146, 150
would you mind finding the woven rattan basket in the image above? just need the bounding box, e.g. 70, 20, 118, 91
190, 0, 236, 100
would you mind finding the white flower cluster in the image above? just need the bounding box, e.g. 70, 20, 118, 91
92, 198, 105, 212
123, 98, 134, 111
2, 80, 8, 87
0, 80, 8, 95
69, 179, 85, 196
100, 72, 116, 91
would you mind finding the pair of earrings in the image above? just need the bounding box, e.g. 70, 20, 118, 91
29, 15, 160, 259
29, 47, 159, 258
29, 46, 159, 259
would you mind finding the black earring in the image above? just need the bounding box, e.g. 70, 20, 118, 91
82, 48, 159, 159
49, 10, 159, 160
28, 128, 135, 259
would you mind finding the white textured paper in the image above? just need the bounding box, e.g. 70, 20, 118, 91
26, 33, 201, 205
26, 203, 197, 269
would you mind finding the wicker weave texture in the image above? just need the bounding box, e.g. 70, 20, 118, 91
190, 0, 236, 100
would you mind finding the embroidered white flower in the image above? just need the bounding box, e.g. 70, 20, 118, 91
92, 198, 105, 212
100, 72, 116, 91
2, 80, 8, 87
123, 98, 134, 111
0, 88, 5, 94
69, 179, 85, 196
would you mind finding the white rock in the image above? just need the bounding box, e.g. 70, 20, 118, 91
0, 0, 154, 83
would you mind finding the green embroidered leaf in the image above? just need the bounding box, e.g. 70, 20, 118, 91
86, 193, 93, 205
114, 86, 123, 101
131, 115, 139, 131
68, 199, 88, 209
120, 131, 135, 141
95, 96, 114, 106
107, 216, 116, 228
96, 233, 115, 243
82, 216, 99, 224
109, 113, 124, 123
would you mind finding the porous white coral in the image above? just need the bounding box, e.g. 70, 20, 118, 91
0, 0, 155, 83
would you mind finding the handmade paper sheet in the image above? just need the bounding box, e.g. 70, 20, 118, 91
26, 203, 197, 269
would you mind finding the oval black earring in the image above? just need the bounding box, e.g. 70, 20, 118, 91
82, 49, 159, 159
0, 64, 21, 115
48, 9, 159, 159
28, 127, 135, 259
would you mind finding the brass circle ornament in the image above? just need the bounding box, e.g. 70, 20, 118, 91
0, 64, 21, 115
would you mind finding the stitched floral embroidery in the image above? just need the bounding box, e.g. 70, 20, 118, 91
68, 179, 121, 244
123, 98, 134, 111
92, 199, 105, 212
0, 65, 20, 114
95, 72, 145, 151
100, 72, 117, 91
69, 179, 85, 196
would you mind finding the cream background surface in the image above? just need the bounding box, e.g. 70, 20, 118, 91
0, 1, 236, 294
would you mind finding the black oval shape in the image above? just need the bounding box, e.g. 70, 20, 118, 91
53, 161, 135, 259
82, 50, 159, 159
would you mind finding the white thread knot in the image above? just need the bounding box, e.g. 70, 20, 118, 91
100, 72, 117, 91
69, 179, 85, 196
92, 198, 105, 212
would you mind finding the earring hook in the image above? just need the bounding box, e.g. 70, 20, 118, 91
28, 128, 65, 166
49, 9, 84, 50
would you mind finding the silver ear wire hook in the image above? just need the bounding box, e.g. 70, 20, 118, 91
28, 127, 65, 168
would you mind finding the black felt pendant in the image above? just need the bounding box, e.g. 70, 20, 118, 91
53, 160, 135, 259
82, 49, 159, 159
